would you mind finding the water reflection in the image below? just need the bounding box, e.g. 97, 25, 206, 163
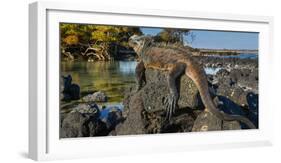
61, 61, 137, 104
119, 61, 137, 74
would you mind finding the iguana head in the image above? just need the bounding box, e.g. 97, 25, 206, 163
129, 35, 152, 56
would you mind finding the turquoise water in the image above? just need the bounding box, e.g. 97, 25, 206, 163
211, 53, 258, 59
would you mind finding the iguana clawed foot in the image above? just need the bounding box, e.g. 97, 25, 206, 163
164, 94, 178, 121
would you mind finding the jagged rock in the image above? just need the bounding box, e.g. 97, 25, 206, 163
214, 68, 259, 107
60, 112, 88, 138
229, 69, 258, 92
60, 103, 113, 138
192, 110, 241, 132
141, 69, 202, 113
100, 106, 123, 130
214, 96, 246, 116
216, 86, 249, 107
82, 91, 108, 102
62, 75, 80, 101
215, 68, 258, 93
70, 103, 100, 114
113, 67, 201, 135
246, 92, 259, 127
114, 88, 196, 135
160, 111, 195, 133
60, 111, 109, 138
114, 91, 146, 135
192, 95, 256, 131
195, 56, 258, 69
61, 102, 125, 138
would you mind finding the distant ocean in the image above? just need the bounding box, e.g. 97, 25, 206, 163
211, 53, 258, 59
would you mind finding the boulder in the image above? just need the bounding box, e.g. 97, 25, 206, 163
142, 69, 202, 112
229, 68, 258, 92
216, 85, 249, 107
246, 92, 259, 127
100, 106, 123, 130
60, 103, 109, 138
70, 103, 100, 114
159, 111, 195, 133
114, 89, 196, 135
61, 75, 80, 101
192, 110, 241, 132
214, 96, 246, 116
114, 90, 147, 135
60, 112, 109, 138
113, 68, 201, 135
214, 68, 259, 106
82, 91, 108, 102
60, 112, 89, 138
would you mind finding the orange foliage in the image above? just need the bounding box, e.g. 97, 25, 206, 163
63, 35, 79, 45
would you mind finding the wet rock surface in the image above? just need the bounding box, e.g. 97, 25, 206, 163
60, 102, 124, 138
61, 75, 80, 101
82, 91, 108, 102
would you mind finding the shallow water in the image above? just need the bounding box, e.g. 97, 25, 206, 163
204, 67, 222, 75
61, 61, 137, 105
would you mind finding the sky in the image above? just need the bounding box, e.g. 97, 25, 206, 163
141, 27, 258, 50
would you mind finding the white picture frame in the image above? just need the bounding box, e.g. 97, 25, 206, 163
29, 1, 274, 161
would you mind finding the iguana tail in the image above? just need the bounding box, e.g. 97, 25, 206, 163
185, 63, 256, 129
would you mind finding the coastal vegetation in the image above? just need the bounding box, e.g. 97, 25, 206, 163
60, 24, 195, 61
60, 24, 142, 61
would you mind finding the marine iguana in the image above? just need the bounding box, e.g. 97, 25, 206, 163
128, 35, 256, 129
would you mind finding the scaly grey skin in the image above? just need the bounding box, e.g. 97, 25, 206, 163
128, 35, 256, 129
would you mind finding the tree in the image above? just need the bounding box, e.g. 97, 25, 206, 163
154, 28, 191, 45
60, 23, 142, 61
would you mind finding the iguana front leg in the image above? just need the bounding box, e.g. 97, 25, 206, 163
164, 63, 186, 120
135, 61, 146, 92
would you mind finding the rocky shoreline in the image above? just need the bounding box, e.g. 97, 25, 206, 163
60, 56, 258, 138
195, 56, 258, 69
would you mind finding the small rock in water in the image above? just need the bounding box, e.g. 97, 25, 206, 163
70, 103, 100, 114
61, 75, 80, 101
82, 91, 108, 102
100, 106, 123, 130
